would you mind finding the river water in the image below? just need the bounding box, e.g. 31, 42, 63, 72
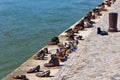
0, 0, 102, 79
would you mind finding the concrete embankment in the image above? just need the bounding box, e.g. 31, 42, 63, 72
3, 0, 120, 80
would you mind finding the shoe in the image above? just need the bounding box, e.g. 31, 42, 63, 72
13, 75, 29, 80
66, 33, 74, 41
43, 48, 49, 54
48, 37, 59, 45
44, 55, 59, 67
60, 54, 69, 62
36, 70, 50, 77
64, 43, 71, 49
74, 23, 84, 31
65, 28, 73, 33
34, 50, 46, 60
100, 31, 108, 35
69, 42, 77, 51
27, 65, 40, 73
76, 36, 83, 40
97, 27, 108, 36
97, 27, 101, 34
56, 49, 60, 54
66, 49, 72, 54
73, 28, 79, 33
57, 43, 64, 48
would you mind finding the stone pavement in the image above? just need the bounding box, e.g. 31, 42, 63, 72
52, 0, 120, 80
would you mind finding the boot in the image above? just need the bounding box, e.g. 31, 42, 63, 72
97, 27, 108, 36
97, 27, 101, 34
44, 55, 59, 67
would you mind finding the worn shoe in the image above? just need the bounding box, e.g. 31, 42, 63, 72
44, 55, 59, 67
66, 33, 74, 41
76, 36, 83, 40
34, 50, 46, 60
27, 65, 40, 73
36, 70, 50, 77
48, 37, 59, 45
97, 27, 108, 36
13, 75, 29, 80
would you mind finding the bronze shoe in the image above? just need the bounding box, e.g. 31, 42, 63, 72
27, 65, 40, 73
44, 55, 59, 67
36, 70, 50, 77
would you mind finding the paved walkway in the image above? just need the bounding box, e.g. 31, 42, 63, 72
53, 0, 120, 80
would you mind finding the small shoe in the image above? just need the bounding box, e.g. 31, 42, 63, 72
97, 27, 101, 34
76, 36, 83, 40
27, 65, 40, 73
66, 35, 74, 41
60, 54, 69, 62
97, 27, 108, 36
69, 42, 77, 51
36, 70, 50, 77
44, 63, 55, 67
44, 55, 59, 67
43, 48, 49, 54
13, 75, 28, 80
48, 37, 59, 45
13, 75, 24, 79
21, 77, 29, 80
100, 31, 108, 36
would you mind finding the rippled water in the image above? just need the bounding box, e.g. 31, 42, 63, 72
0, 0, 102, 79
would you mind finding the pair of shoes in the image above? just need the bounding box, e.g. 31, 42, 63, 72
27, 65, 40, 73
69, 42, 77, 51
34, 47, 50, 60
48, 37, 59, 45
74, 23, 84, 31
66, 33, 75, 41
13, 75, 29, 80
34, 50, 46, 60
27, 65, 51, 77
97, 27, 108, 36
36, 70, 50, 77
44, 54, 59, 67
